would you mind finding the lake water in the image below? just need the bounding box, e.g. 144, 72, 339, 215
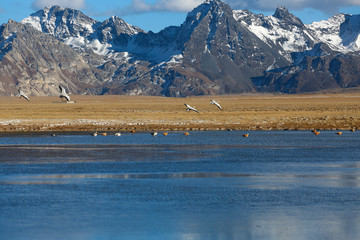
1, 131, 360, 240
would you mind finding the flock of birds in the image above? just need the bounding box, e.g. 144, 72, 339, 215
16, 90, 352, 138
88, 128, 349, 138
17, 88, 226, 137
312, 129, 348, 135
90, 100, 223, 137
184, 99, 222, 113
18, 85, 71, 102
18, 86, 222, 113
89, 130, 191, 137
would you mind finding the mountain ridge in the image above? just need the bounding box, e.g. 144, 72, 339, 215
0, 0, 360, 96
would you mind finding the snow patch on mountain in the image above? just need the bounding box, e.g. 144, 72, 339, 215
308, 14, 347, 51
307, 14, 360, 52
21, 15, 42, 32
233, 9, 315, 58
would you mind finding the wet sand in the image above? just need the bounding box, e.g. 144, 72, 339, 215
0, 93, 360, 133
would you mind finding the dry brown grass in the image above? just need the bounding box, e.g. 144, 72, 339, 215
1, 93, 360, 132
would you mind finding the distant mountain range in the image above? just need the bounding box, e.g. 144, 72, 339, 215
1, 0, 360, 97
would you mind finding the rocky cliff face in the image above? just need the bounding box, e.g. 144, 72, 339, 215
0, 20, 103, 96
253, 46, 360, 93
1, 0, 360, 97
177, 0, 289, 93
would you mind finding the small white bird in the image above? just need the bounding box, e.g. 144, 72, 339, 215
91, 132, 98, 137
59, 85, 71, 102
114, 132, 121, 136
184, 103, 199, 113
210, 99, 222, 110
151, 132, 158, 136
18, 90, 29, 101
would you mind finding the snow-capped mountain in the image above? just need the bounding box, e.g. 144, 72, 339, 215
21, 5, 99, 39
21, 6, 146, 58
308, 14, 360, 52
21, 5, 184, 64
1, 0, 360, 97
234, 7, 360, 55
233, 7, 318, 60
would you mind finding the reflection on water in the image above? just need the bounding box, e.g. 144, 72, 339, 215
1, 131, 360, 239
3, 172, 360, 189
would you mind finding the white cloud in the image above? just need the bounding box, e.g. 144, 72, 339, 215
117, 0, 360, 15
225, 0, 360, 13
118, 0, 204, 15
160, 0, 204, 12
32, 0, 86, 10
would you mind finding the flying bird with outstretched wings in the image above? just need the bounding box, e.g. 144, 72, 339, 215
184, 103, 199, 113
18, 90, 29, 101
210, 99, 222, 110
59, 85, 71, 102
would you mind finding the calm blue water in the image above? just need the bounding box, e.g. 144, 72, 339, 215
1, 131, 360, 240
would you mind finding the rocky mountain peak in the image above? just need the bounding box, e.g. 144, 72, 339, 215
99, 16, 144, 36
273, 6, 290, 19
273, 6, 304, 28
179, 0, 234, 45
185, 0, 231, 24
21, 5, 99, 39
204, 0, 221, 3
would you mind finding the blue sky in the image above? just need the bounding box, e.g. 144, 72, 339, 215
0, 0, 360, 33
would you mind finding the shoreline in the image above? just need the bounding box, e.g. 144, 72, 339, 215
0, 121, 356, 135
0, 127, 356, 137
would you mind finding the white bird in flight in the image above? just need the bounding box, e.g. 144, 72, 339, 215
18, 90, 29, 101
210, 99, 222, 110
59, 85, 71, 102
184, 103, 199, 113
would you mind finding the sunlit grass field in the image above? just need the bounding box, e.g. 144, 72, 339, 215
0, 93, 360, 132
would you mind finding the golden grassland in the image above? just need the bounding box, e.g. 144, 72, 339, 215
0, 93, 360, 133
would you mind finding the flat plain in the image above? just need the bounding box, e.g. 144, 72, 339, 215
0, 93, 360, 133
